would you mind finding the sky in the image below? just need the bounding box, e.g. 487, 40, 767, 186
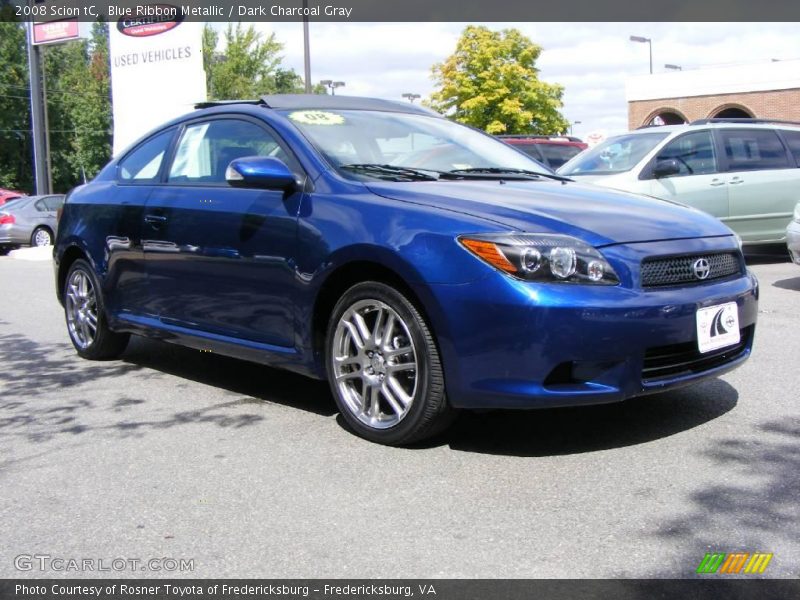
224, 22, 800, 140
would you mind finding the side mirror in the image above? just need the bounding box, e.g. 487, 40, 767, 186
225, 156, 297, 191
652, 158, 681, 178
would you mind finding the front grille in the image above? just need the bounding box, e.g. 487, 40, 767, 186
642, 326, 752, 382
641, 252, 742, 288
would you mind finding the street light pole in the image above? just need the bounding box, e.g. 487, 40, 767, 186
401, 93, 421, 103
302, 0, 311, 92
629, 35, 653, 74
26, 20, 49, 195
569, 120, 581, 136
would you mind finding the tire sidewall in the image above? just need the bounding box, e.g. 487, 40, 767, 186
326, 281, 441, 445
64, 259, 113, 358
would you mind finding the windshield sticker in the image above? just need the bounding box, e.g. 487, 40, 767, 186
288, 110, 345, 125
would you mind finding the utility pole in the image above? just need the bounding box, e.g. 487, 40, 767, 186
302, 0, 311, 92
26, 20, 50, 194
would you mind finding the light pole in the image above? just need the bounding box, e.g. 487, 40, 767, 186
320, 80, 345, 95
629, 35, 652, 74
569, 120, 581, 136
302, 0, 311, 93
664, 64, 682, 71
402, 93, 421, 103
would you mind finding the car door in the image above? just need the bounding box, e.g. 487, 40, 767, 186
717, 128, 798, 243
103, 128, 177, 315
642, 129, 729, 222
142, 116, 304, 347
38, 196, 63, 232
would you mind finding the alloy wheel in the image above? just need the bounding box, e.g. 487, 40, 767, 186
65, 269, 98, 349
331, 299, 419, 429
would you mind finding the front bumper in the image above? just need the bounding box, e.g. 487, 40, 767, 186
418, 239, 758, 409
787, 221, 800, 265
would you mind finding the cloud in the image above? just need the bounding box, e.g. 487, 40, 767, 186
214, 22, 800, 139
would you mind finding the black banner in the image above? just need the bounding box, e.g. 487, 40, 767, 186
4, 0, 800, 22
2, 580, 800, 600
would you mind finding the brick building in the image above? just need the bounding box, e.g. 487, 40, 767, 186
626, 59, 800, 129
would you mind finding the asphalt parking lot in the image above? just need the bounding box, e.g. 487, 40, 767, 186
1, 252, 798, 579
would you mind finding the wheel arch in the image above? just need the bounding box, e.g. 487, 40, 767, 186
310, 259, 436, 373
56, 244, 91, 305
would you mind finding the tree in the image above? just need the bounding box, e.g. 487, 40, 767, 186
0, 20, 33, 191
203, 24, 324, 99
429, 26, 569, 135
41, 20, 112, 191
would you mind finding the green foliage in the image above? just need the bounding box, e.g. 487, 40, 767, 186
0, 21, 33, 191
429, 26, 569, 135
203, 23, 323, 99
0, 21, 112, 193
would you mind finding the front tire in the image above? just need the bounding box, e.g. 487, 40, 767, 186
64, 259, 129, 360
326, 281, 455, 445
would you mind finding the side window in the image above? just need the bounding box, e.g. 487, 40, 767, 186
720, 129, 790, 171
119, 129, 174, 182
34, 199, 48, 212
654, 131, 717, 177
780, 130, 800, 165
44, 196, 64, 211
168, 119, 296, 185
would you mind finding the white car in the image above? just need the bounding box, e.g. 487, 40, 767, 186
558, 119, 800, 246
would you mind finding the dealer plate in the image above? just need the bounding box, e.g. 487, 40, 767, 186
696, 302, 740, 354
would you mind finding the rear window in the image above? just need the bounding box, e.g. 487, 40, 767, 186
537, 144, 584, 169
720, 129, 791, 171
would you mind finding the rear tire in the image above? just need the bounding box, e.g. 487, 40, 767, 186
64, 259, 129, 360
31, 227, 53, 247
326, 281, 456, 445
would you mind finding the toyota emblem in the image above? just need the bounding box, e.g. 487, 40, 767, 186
693, 258, 711, 280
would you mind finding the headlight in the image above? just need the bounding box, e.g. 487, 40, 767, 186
793, 204, 800, 223
459, 233, 620, 285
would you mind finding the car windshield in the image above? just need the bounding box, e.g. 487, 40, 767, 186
558, 132, 669, 176
281, 109, 552, 180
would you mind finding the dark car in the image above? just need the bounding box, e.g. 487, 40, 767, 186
499, 135, 588, 170
0, 194, 64, 252
54, 96, 757, 445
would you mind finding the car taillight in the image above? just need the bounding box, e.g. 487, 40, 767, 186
0, 213, 14, 225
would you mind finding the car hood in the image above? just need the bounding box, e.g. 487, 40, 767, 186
365, 179, 732, 247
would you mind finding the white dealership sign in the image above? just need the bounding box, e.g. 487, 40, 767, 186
109, 14, 206, 155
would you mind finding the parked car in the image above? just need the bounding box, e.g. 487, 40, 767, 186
0, 188, 25, 206
788, 202, 800, 264
54, 96, 757, 445
558, 119, 800, 246
0, 194, 64, 252
499, 135, 588, 170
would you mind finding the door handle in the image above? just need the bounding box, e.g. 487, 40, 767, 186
729, 176, 744, 185
144, 214, 167, 226
709, 178, 725, 186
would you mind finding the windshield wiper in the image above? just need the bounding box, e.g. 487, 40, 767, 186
447, 167, 573, 183
340, 164, 440, 182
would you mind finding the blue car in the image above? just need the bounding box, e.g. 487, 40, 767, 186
54, 96, 758, 445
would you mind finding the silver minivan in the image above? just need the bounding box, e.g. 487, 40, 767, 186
559, 119, 800, 245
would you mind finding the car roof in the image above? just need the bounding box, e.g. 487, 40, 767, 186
629, 121, 800, 136
196, 95, 441, 118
